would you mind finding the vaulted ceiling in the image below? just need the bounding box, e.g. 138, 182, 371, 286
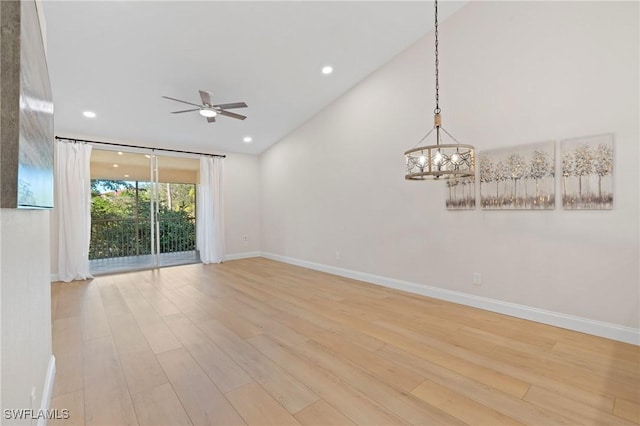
43, 1, 466, 155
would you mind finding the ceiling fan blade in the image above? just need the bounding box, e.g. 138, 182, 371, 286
162, 96, 202, 107
206, 116, 216, 123
219, 110, 247, 120
212, 102, 247, 110
171, 108, 200, 114
199, 90, 212, 106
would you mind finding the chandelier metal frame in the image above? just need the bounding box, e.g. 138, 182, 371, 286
404, 0, 475, 180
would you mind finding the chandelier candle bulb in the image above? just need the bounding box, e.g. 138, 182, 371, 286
433, 151, 443, 165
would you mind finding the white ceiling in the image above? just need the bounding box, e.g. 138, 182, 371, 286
43, 1, 466, 155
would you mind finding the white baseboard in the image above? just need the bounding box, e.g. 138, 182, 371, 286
261, 252, 639, 345
37, 355, 56, 426
50, 252, 262, 278
224, 251, 261, 262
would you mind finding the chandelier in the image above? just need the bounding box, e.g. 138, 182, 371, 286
404, 0, 474, 180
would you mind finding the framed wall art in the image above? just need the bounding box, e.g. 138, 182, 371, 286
445, 176, 475, 210
561, 134, 614, 210
479, 141, 555, 210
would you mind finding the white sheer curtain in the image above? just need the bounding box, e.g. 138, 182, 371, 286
56, 141, 93, 282
197, 156, 225, 264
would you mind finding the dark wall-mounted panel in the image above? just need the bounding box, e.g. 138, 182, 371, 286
0, 0, 54, 209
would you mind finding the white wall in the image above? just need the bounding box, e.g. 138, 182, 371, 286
224, 152, 261, 256
1, 210, 52, 424
1, 2, 54, 422
260, 2, 639, 331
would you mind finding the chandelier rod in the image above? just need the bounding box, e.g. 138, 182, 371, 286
434, 0, 442, 148
434, 0, 440, 116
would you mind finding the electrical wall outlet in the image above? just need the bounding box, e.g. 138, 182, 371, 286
335, 251, 340, 260
472, 272, 482, 285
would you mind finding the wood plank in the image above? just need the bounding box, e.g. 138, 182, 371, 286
309, 328, 424, 392
555, 330, 640, 363
163, 313, 252, 393
248, 334, 408, 426
52, 348, 83, 398
85, 387, 139, 426
552, 341, 640, 378
83, 336, 138, 425
49, 390, 85, 426
52, 316, 83, 354
135, 281, 182, 317
222, 271, 386, 352
107, 312, 153, 355
198, 319, 319, 414
156, 348, 246, 426
376, 344, 576, 425
119, 349, 169, 395
294, 400, 355, 426
225, 382, 300, 426
458, 325, 640, 402
523, 386, 637, 425
292, 339, 464, 425
367, 320, 531, 398
411, 378, 524, 425
53, 282, 84, 319
139, 321, 183, 354
118, 286, 183, 354
81, 305, 111, 341
176, 286, 265, 339
377, 340, 617, 412
118, 283, 182, 353
51, 282, 61, 321
150, 287, 211, 321
98, 282, 131, 316
131, 383, 192, 426
614, 398, 640, 424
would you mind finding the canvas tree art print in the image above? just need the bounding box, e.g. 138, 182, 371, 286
446, 176, 475, 210
561, 134, 614, 209
479, 141, 555, 209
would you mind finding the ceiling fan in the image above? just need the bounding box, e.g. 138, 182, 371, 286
162, 90, 247, 123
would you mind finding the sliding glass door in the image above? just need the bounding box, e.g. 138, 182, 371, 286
150, 154, 199, 268
89, 149, 199, 274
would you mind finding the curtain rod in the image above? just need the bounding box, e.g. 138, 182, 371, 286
54, 136, 226, 158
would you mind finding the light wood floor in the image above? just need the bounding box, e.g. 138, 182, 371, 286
50, 258, 640, 425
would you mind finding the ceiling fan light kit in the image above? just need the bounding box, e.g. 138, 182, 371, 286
404, 0, 475, 180
199, 109, 217, 118
162, 90, 247, 123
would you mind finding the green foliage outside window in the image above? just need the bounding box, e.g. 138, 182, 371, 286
90, 180, 197, 259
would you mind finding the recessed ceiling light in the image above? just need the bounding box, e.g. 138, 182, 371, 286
83, 111, 96, 118
144, 154, 151, 159
243, 136, 252, 143
322, 65, 333, 75
124, 174, 130, 178
113, 164, 118, 168
199, 109, 217, 118
117, 151, 123, 156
